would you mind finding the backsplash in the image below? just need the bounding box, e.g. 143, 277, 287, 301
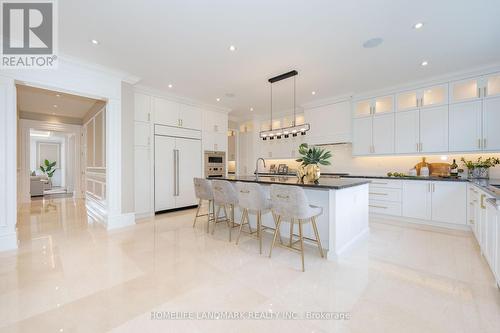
263, 144, 500, 179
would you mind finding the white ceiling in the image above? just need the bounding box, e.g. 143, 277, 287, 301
17, 85, 102, 119
59, 0, 500, 117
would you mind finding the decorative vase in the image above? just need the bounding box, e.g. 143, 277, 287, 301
304, 164, 321, 182
296, 165, 306, 182
468, 167, 489, 179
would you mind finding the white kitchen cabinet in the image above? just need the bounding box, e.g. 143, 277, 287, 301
352, 117, 372, 155
372, 114, 394, 154
152, 97, 180, 127
469, 186, 480, 240
402, 181, 432, 220
449, 100, 482, 152
482, 97, 500, 151
396, 84, 448, 112
134, 146, 152, 216
485, 73, 500, 98
395, 110, 419, 153
485, 200, 497, 272
305, 101, 351, 144
450, 78, 481, 103
496, 205, 500, 286
420, 105, 448, 153
179, 104, 202, 130
134, 93, 151, 122
354, 96, 393, 117
134, 122, 150, 147
431, 182, 467, 225
422, 84, 448, 108
402, 180, 467, 225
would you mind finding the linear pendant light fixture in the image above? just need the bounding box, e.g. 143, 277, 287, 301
260, 70, 311, 141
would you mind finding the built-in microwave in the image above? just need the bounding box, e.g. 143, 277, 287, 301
204, 151, 226, 178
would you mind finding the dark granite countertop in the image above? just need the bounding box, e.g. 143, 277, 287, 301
337, 175, 470, 182
218, 175, 370, 190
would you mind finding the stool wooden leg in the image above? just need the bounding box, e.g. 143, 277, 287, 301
193, 199, 202, 228
212, 205, 221, 235
272, 212, 283, 244
258, 211, 262, 254
236, 208, 248, 245
206, 200, 212, 233
311, 216, 324, 258
289, 219, 294, 247
269, 216, 282, 258
298, 220, 305, 272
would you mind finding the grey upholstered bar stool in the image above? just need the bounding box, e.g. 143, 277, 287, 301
193, 178, 215, 233
269, 184, 324, 272
235, 182, 281, 254
212, 180, 239, 242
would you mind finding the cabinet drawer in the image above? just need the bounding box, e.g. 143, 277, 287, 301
369, 200, 402, 216
368, 179, 402, 189
369, 187, 402, 202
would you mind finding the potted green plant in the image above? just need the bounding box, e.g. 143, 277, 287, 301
296, 143, 332, 182
461, 157, 500, 179
39, 159, 57, 184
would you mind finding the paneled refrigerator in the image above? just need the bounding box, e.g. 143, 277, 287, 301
154, 125, 202, 212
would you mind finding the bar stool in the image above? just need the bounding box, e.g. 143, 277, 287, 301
193, 178, 215, 233
235, 182, 281, 254
212, 180, 239, 242
269, 184, 324, 272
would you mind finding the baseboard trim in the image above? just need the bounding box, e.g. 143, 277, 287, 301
327, 227, 370, 260
370, 213, 472, 232
0, 231, 18, 251
135, 211, 154, 220
107, 212, 136, 230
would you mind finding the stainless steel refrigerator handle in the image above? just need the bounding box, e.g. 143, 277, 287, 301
173, 149, 178, 196
175, 149, 182, 196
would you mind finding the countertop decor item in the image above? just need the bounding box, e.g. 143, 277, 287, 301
414, 157, 430, 176
461, 157, 500, 179
296, 143, 332, 182
429, 163, 451, 177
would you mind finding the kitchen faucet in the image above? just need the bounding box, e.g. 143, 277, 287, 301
255, 158, 266, 180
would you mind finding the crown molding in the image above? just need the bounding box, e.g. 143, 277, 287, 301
301, 93, 353, 109
134, 84, 232, 114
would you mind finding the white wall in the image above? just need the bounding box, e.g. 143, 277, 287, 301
121, 82, 134, 214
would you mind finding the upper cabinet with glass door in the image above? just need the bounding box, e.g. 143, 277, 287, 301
485, 72, 500, 98
354, 95, 393, 117
450, 77, 481, 103
396, 84, 448, 111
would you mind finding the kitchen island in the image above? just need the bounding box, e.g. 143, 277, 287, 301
219, 175, 371, 259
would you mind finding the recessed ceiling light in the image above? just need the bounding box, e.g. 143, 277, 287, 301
229, 45, 236, 52
362, 37, 383, 48
91, 39, 99, 45
250, 107, 254, 111
414, 22, 424, 29
53, 104, 58, 108
421, 60, 429, 67
168, 84, 173, 88
216, 98, 220, 102
311, 91, 316, 95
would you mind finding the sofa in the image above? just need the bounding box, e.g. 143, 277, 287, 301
30, 175, 51, 197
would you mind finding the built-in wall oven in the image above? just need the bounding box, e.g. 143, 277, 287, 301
204, 151, 226, 178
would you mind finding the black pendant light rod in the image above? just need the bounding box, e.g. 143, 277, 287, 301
268, 70, 298, 83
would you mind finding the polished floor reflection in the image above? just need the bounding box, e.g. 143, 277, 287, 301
1, 197, 499, 332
